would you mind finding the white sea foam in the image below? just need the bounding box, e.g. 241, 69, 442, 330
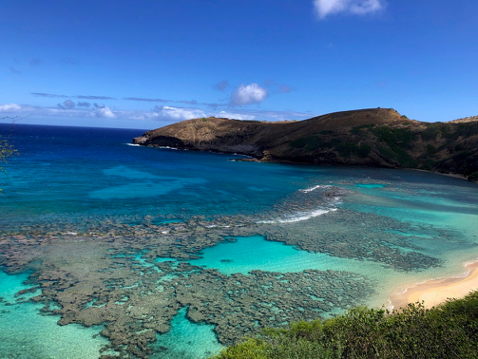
299, 185, 333, 193
258, 208, 337, 224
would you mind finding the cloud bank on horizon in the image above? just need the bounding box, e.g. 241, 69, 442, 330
0, 80, 286, 127
0, 100, 309, 128
314, 0, 384, 18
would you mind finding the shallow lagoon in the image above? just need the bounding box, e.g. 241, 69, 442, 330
0, 272, 111, 358
1, 124, 478, 358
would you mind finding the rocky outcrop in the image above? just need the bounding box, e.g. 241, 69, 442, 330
133, 108, 478, 182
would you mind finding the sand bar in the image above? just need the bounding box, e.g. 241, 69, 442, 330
390, 261, 478, 309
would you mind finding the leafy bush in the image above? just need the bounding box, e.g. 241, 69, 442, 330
351, 124, 375, 135
289, 136, 333, 151
289, 136, 322, 150
422, 123, 440, 141
455, 143, 465, 151
377, 144, 417, 168
372, 126, 415, 148
212, 292, 478, 359
1, 136, 17, 191
357, 144, 372, 158
426, 144, 438, 155
335, 143, 372, 158
335, 142, 358, 157
468, 172, 478, 182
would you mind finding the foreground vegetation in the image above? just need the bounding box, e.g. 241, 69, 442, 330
0, 136, 16, 191
212, 291, 478, 358
0, 118, 17, 181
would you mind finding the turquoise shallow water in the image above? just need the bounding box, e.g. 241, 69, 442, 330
150, 308, 223, 359
0, 272, 111, 358
1, 123, 478, 358
190, 235, 382, 275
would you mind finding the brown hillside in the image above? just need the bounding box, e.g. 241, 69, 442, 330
133, 108, 478, 181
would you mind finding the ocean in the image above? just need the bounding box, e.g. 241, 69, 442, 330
1, 123, 478, 358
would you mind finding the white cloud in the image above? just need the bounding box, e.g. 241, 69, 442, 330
230, 83, 268, 106
147, 106, 206, 122
314, 0, 383, 19
214, 111, 256, 121
0, 103, 22, 112
227, 109, 313, 122
95, 106, 116, 119
0, 101, 314, 128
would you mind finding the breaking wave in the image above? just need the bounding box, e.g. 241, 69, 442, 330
299, 185, 333, 193
258, 208, 337, 224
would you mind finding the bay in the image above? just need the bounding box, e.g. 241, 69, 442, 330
1, 123, 478, 358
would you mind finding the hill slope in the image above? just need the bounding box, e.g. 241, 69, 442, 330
133, 108, 478, 181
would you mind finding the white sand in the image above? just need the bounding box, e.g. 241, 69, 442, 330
390, 261, 478, 309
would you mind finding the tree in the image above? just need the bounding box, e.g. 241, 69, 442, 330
0, 118, 17, 191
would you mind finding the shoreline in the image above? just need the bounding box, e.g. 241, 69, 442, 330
389, 260, 478, 309
137, 143, 476, 184
409, 168, 468, 181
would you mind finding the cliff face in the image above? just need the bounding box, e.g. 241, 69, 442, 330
133, 108, 478, 181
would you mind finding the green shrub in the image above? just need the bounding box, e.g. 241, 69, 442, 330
1, 136, 17, 192
455, 143, 465, 151
426, 144, 437, 155
377, 144, 417, 168
357, 144, 372, 158
372, 126, 415, 148
468, 172, 478, 182
335, 142, 358, 157
335, 143, 372, 158
422, 124, 440, 141
351, 124, 375, 135
289, 136, 332, 151
212, 292, 478, 359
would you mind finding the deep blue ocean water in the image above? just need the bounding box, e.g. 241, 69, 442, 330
1, 123, 478, 358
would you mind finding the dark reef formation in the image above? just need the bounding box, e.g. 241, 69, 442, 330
1, 185, 466, 358
133, 108, 478, 181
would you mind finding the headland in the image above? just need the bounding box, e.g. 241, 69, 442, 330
132, 108, 478, 182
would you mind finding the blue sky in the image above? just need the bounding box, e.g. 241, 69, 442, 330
1, 0, 477, 129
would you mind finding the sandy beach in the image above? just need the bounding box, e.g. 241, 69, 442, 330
390, 261, 478, 309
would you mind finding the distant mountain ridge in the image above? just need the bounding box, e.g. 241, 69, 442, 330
133, 108, 478, 182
